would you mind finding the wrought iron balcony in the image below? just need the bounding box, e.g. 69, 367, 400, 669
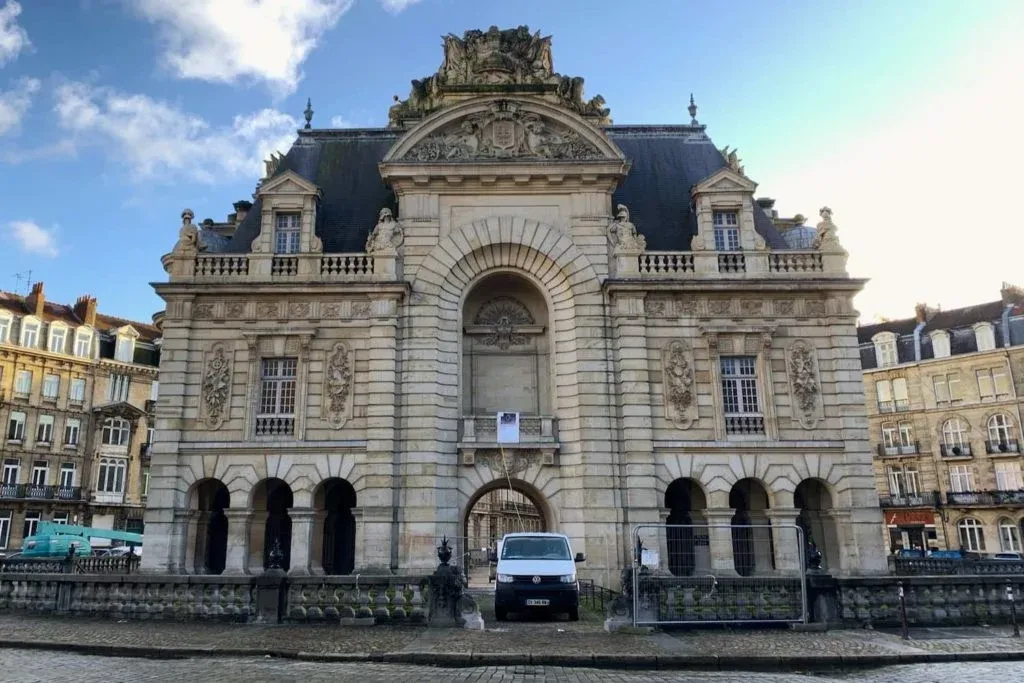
986, 439, 1020, 455
140, 443, 151, 459
941, 443, 972, 458
0, 484, 82, 500
945, 490, 1024, 507
0, 483, 21, 498
877, 442, 919, 457
878, 491, 939, 508
724, 414, 765, 435
877, 400, 894, 413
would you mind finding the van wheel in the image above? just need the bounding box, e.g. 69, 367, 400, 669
495, 606, 508, 621
568, 607, 579, 622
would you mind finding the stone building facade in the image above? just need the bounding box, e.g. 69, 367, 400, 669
143, 26, 886, 583
859, 286, 1024, 555
0, 283, 159, 551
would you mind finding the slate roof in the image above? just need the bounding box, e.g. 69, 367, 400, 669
208, 124, 788, 254
0, 291, 161, 342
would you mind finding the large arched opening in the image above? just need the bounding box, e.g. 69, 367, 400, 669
189, 478, 229, 575
729, 478, 775, 576
250, 478, 293, 571
795, 478, 840, 571
463, 480, 550, 587
313, 478, 357, 575
664, 478, 709, 576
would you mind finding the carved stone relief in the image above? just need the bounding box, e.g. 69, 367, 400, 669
322, 302, 342, 318
193, 303, 215, 319
805, 299, 826, 317
708, 299, 732, 316
663, 340, 696, 429
474, 297, 535, 350
646, 296, 670, 318
741, 300, 763, 316
323, 342, 353, 428
787, 340, 822, 429
256, 302, 280, 319
288, 301, 312, 318
774, 299, 795, 316
201, 343, 232, 429
677, 298, 698, 317
225, 302, 246, 319
351, 300, 373, 318
473, 449, 546, 477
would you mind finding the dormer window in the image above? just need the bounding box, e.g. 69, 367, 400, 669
872, 332, 898, 368
275, 213, 301, 254
930, 330, 950, 358
0, 313, 11, 344
48, 323, 67, 354
74, 328, 93, 358
974, 322, 996, 352
20, 318, 40, 347
712, 211, 740, 251
115, 334, 135, 363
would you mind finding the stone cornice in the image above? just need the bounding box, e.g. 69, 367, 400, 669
177, 440, 368, 454
603, 278, 868, 293
653, 440, 847, 453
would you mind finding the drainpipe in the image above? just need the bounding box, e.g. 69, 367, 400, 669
912, 321, 926, 362
1001, 304, 1013, 347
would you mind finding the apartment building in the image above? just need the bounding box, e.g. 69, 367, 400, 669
859, 284, 1024, 555
0, 283, 159, 551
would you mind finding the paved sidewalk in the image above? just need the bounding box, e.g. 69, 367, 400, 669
2, 613, 1024, 671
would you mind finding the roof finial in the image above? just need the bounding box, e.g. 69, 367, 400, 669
303, 98, 314, 129
688, 93, 698, 125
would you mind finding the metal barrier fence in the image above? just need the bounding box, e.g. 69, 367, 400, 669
631, 523, 807, 626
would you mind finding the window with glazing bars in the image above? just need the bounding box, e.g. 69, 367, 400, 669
260, 358, 297, 415
720, 356, 759, 414
712, 211, 740, 251
274, 214, 301, 254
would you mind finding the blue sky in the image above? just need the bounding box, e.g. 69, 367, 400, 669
1, 0, 1022, 324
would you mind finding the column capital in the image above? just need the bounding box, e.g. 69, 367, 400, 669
224, 507, 254, 520
286, 507, 318, 521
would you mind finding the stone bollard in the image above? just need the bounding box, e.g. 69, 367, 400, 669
254, 539, 288, 624
426, 537, 483, 630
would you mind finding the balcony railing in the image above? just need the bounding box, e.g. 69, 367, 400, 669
254, 415, 295, 438
188, 252, 391, 283
877, 442, 919, 457
717, 252, 746, 273
986, 439, 1020, 455
92, 490, 125, 505
0, 484, 82, 501
140, 443, 151, 459
459, 415, 558, 445
637, 252, 695, 275
945, 490, 1024, 507
878, 491, 939, 508
767, 251, 824, 273
877, 400, 893, 413
724, 414, 765, 435
894, 399, 910, 412
941, 443, 972, 458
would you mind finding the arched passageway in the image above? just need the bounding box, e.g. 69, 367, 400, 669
250, 478, 293, 571
314, 478, 357, 575
664, 478, 708, 576
729, 478, 775, 576
190, 479, 229, 575
795, 478, 840, 571
463, 480, 549, 586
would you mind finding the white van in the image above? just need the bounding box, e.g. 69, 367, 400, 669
491, 532, 585, 621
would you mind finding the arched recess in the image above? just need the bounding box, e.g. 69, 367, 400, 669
312, 478, 357, 575
729, 478, 775, 576
794, 478, 839, 571
250, 478, 293, 571
664, 478, 709, 577
461, 477, 553, 581
187, 478, 229, 575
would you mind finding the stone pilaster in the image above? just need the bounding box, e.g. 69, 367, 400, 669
287, 507, 317, 575
767, 507, 802, 574
705, 509, 738, 575
223, 508, 253, 575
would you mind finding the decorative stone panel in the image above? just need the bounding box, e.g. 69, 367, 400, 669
322, 342, 353, 429
787, 340, 823, 429
201, 342, 232, 429
662, 339, 696, 429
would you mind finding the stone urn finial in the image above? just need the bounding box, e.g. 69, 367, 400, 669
437, 536, 453, 566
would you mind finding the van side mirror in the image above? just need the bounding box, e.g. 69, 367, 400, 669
574, 552, 586, 563
488, 549, 498, 563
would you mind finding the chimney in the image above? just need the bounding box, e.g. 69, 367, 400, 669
1001, 281, 1024, 306
233, 200, 253, 224
73, 295, 98, 327
755, 197, 776, 219
25, 281, 45, 318
914, 303, 928, 323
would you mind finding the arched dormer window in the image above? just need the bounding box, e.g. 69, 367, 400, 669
0, 310, 12, 344
929, 330, 950, 358
74, 327, 93, 358
47, 321, 68, 354
114, 326, 139, 363
974, 322, 996, 352
872, 332, 898, 368
20, 315, 40, 348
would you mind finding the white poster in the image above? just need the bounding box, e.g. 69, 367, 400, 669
496, 411, 520, 444
641, 548, 660, 568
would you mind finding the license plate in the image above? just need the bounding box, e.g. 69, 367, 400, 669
525, 599, 550, 606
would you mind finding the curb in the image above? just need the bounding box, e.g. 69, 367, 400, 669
3, 639, 1024, 670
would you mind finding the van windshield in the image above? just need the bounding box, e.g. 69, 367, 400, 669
501, 537, 571, 560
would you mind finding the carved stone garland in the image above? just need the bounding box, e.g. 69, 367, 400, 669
473, 297, 535, 350
787, 340, 822, 429
201, 343, 231, 429
323, 342, 353, 428
663, 340, 696, 429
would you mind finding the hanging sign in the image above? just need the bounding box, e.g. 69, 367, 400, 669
496, 411, 520, 444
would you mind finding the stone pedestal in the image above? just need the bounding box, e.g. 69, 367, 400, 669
223, 508, 253, 575
768, 507, 802, 574
254, 568, 287, 623
705, 509, 738, 575
287, 507, 317, 575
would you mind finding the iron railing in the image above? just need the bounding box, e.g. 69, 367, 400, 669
945, 490, 1024, 506
0, 484, 82, 501
941, 443, 972, 458
987, 440, 1020, 455
878, 491, 939, 508
877, 442, 919, 457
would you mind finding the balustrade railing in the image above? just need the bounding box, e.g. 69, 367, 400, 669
767, 251, 824, 273
877, 442, 919, 457
0, 554, 138, 574
889, 557, 1024, 576
637, 252, 694, 275
321, 254, 374, 277
459, 415, 558, 443
877, 492, 939, 508
285, 576, 428, 623
270, 256, 298, 276
254, 415, 295, 438
195, 255, 249, 277
717, 252, 746, 273
724, 414, 764, 435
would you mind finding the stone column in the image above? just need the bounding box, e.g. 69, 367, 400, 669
223, 508, 253, 575
165, 509, 193, 574
767, 507, 802, 574
309, 510, 327, 575
705, 508, 738, 575
287, 507, 316, 575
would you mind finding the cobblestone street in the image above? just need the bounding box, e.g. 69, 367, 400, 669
1, 649, 1023, 682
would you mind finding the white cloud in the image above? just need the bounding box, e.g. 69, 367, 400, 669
378, 0, 423, 13
0, 1, 30, 67
0, 75, 38, 134
329, 114, 353, 127
7, 220, 58, 258
130, 0, 353, 96
52, 80, 299, 183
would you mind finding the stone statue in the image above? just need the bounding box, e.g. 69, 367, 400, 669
813, 206, 840, 249
365, 208, 404, 254
720, 146, 745, 176
172, 208, 201, 255
608, 204, 647, 252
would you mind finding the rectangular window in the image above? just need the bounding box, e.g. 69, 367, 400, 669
977, 368, 1010, 400
101, 418, 130, 447
142, 467, 150, 497
74, 330, 92, 358
59, 463, 75, 488
97, 459, 126, 493
23, 512, 40, 540
48, 326, 67, 353
14, 369, 32, 397
720, 356, 760, 414
107, 373, 130, 402
875, 380, 893, 412
274, 213, 301, 254
35, 415, 54, 444
887, 465, 919, 497
21, 320, 39, 347
933, 373, 962, 405
949, 465, 975, 493
64, 418, 80, 446
42, 374, 59, 400
876, 339, 898, 368
995, 462, 1024, 491
0, 513, 10, 549
7, 412, 26, 442
69, 378, 86, 403
712, 211, 740, 251
30, 461, 48, 486
52, 513, 69, 525
115, 335, 135, 363
0, 316, 10, 343
892, 377, 909, 411
149, 381, 159, 402
2, 460, 19, 485
259, 358, 298, 415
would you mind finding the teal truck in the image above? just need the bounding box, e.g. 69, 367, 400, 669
20, 521, 143, 558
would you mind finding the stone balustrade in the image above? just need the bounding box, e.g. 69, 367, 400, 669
459, 415, 558, 445
180, 252, 398, 283
616, 249, 844, 279
285, 576, 428, 624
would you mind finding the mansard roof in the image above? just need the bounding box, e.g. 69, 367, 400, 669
209, 124, 788, 255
